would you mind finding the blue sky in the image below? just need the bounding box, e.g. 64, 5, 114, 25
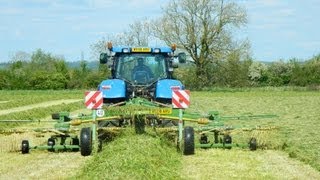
0, 0, 319, 62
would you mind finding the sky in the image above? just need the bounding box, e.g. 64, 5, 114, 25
0, 0, 319, 62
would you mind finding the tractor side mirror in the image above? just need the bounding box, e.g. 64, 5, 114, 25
100, 53, 109, 64
178, 52, 186, 63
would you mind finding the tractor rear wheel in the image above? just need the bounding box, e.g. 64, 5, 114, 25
21, 140, 29, 154
80, 127, 92, 156
183, 126, 195, 155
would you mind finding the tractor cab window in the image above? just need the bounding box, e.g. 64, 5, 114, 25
115, 54, 167, 85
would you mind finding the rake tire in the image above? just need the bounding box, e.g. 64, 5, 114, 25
183, 126, 195, 155
80, 127, 92, 156
51, 113, 60, 120
249, 138, 257, 151
47, 138, 55, 152
223, 134, 232, 149
21, 140, 29, 154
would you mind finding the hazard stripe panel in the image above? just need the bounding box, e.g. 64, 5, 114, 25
172, 90, 190, 109
85, 91, 103, 109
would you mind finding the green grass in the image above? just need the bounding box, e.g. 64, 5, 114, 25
74, 89, 320, 178
75, 129, 182, 179
0, 90, 83, 110
190, 90, 320, 171
0, 101, 83, 129
1, 89, 319, 178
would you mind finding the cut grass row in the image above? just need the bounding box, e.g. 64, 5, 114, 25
74, 129, 182, 179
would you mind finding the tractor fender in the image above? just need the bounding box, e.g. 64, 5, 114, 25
155, 79, 184, 99
98, 79, 126, 99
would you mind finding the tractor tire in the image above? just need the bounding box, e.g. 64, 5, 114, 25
183, 126, 195, 155
21, 140, 29, 154
72, 137, 80, 152
47, 138, 55, 152
80, 127, 92, 156
51, 113, 60, 120
249, 138, 257, 151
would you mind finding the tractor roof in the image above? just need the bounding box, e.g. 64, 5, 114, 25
111, 46, 174, 54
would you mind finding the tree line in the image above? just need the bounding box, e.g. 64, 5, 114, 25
176, 54, 320, 89
0, 49, 109, 90
0, 49, 319, 90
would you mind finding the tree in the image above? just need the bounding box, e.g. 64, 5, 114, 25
10, 51, 31, 62
151, 0, 247, 85
90, 19, 152, 60
267, 60, 293, 86
248, 61, 268, 86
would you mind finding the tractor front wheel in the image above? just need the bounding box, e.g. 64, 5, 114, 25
21, 140, 29, 154
80, 127, 92, 156
183, 126, 195, 155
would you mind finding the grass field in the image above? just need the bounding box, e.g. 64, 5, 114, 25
0, 89, 319, 179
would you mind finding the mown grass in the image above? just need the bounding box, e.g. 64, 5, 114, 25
190, 90, 320, 171
0, 101, 83, 129
72, 89, 320, 178
75, 129, 182, 180
1, 89, 319, 178
0, 90, 83, 110
0, 101, 85, 152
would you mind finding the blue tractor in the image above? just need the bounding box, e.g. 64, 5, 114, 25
16, 43, 271, 156
98, 42, 187, 105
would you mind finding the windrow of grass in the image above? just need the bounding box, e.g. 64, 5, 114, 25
0, 90, 83, 110
75, 129, 182, 180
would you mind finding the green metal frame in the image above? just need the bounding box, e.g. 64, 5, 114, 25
2, 97, 277, 154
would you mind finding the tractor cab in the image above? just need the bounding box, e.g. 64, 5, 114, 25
115, 53, 168, 85
99, 43, 186, 105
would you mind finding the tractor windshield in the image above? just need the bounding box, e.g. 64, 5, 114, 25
115, 54, 168, 85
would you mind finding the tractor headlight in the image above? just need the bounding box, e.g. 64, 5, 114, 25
153, 48, 160, 53
122, 48, 130, 53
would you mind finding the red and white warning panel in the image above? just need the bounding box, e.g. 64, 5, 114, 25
85, 91, 103, 109
172, 90, 190, 109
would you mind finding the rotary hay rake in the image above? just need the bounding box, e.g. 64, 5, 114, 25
1, 95, 277, 156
